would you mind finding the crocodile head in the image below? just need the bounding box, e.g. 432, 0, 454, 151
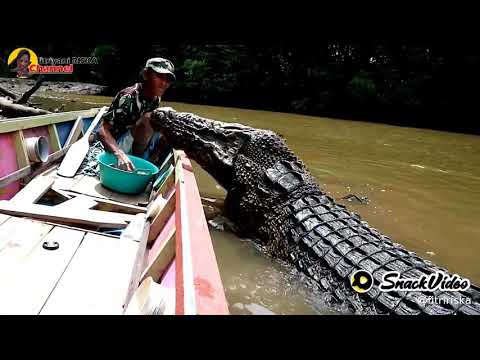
151, 108, 258, 190
151, 108, 316, 238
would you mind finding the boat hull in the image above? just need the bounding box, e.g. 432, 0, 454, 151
0, 108, 229, 315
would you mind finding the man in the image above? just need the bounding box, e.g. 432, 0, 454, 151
97, 57, 175, 171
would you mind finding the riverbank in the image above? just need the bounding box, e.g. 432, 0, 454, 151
0, 78, 109, 119
0, 77, 107, 97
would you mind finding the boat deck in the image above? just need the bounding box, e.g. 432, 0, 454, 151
0, 215, 139, 314
0, 108, 229, 315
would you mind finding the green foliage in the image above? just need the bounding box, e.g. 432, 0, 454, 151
180, 58, 210, 89
1, 42, 478, 133
0, 49, 11, 77
349, 71, 377, 102
0, 61, 8, 77
91, 45, 120, 88
92, 45, 118, 60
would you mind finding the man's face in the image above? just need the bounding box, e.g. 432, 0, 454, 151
145, 71, 172, 97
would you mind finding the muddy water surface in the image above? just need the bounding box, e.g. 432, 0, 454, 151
36, 94, 480, 315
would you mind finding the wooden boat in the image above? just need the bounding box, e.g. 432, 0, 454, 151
0, 108, 229, 315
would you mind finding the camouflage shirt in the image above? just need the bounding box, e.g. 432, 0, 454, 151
102, 83, 160, 140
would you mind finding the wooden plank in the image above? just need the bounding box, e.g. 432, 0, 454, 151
0, 214, 10, 225
0, 109, 99, 134
0, 217, 53, 261
11, 167, 57, 204
0, 226, 85, 315
0, 166, 31, 188
0, 201, 129, 229
147, 214, 175, 264
149, 165, 175, 202
158, 151, 174, 177
148, 191, 176, 242
146, 194, 167, 220
94, 198, 147, 215
46, 146, 69, 163
174, 157, 195, 315
0, 143, 78, 189
52, 174, 84, 193
69, 175, 150, 206
11, 176, 54, 204
148, 153, 174, 200
63, 116, 84, 148
41, 221, 120, 239
47, 124, 62, 153
50, 188, 73, 200
52, 189, 147, 215
40, 232, 139, 314
21, 147, 71, 184
179, 155, 229, 315
156, 165, 175, 195
12, 130, 30, 169
124, 276, 175, 315
122, 214, 150, 310
34, 163, 58, 178
142, 227, 176, 283
160, 259, 176, 289
55, 195, 98, 210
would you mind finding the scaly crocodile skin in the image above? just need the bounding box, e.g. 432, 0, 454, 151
152, 109, 480, 315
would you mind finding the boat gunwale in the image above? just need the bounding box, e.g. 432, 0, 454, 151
0, 108, 99, 134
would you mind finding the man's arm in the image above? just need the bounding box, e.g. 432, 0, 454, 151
97, 92, 137, 171
97, 121, 135, 171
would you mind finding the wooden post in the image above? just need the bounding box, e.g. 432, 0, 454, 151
63, 116, 85, 148
48, 124, 62, 153
12, 130, 30, 169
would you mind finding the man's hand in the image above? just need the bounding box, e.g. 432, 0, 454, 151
115, 150, 135, 172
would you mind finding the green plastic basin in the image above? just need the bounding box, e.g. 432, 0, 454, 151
97, 152, 159, 194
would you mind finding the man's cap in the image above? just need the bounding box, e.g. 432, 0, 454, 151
145, 57, 176, 81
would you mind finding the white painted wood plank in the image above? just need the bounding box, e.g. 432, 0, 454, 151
55, 195, 98, 210
0, 226, 85, 314
0, 217, 53, 259
40, 232, 139, 314
0, 201, 129, 229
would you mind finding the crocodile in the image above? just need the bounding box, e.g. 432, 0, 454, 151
151, 108, 480, 315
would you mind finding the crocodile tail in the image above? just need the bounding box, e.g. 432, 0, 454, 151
283, 193, 480, 315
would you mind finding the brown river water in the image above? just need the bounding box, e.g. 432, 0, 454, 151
34, 93, 480, 315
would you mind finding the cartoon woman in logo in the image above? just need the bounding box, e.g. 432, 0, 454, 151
8, 49, 32, 78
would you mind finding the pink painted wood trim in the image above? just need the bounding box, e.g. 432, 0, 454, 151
146, 213, 175, 266
160, 260, 176, 290
0, 133, 20, 200
174, 180, 184, 315
175, 153, 229, 315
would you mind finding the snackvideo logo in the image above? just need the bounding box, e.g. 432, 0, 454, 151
350, 270, 471, 293
379, 271, 471, 292
350, 270, 374, 293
